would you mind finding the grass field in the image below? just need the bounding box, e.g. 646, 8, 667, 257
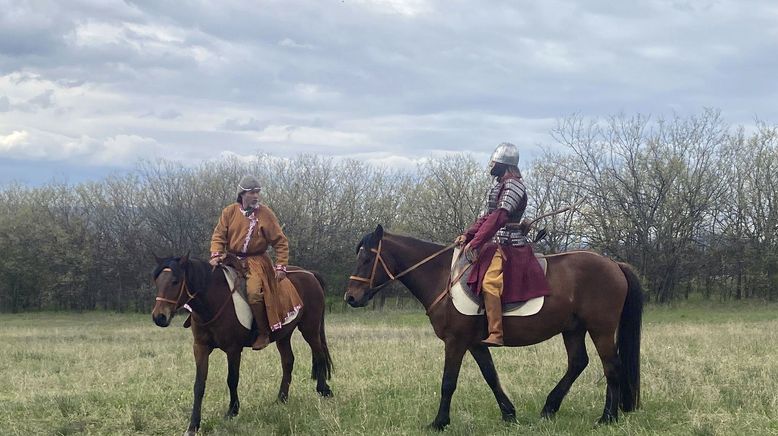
1, 302, 777, 435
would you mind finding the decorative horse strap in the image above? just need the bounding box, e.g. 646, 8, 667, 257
350, 240, 457, 294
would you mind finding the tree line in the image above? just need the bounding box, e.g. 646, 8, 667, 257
1, 109, 776, 312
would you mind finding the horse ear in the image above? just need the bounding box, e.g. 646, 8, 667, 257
180, 252, 190, 266
153, 252, 163, 266
375, 224, 384, 239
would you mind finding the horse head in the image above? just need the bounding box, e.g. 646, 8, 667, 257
345, 224, 398, 307
151, 252, 190, 327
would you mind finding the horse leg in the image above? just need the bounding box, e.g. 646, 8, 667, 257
224, 347, 241, 419
469, 344, 516, 422
541, 328, 589, 419
186, 343, 212, 436
429, 340, 468, 431
275, 334, 294, 403
591, 331, 621, 424
299, 318, 333, 397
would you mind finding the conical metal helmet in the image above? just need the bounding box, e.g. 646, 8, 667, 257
489, 142, 519, 167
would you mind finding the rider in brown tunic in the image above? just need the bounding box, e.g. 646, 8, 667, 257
209, 176, 293, 350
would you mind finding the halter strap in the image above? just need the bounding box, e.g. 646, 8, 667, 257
154, 267, 196, 307
154, 266, 238, 327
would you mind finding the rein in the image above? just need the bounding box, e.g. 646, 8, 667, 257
350, 240, 457, 294
426, 248, 471, 315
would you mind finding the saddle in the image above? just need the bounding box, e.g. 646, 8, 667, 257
183, 256, 302, 330
449, 247, 546, 317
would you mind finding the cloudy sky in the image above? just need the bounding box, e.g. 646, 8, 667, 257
1, 0, 777, 184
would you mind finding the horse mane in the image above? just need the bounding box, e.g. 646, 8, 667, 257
152, 256, 213, 294
390, 232, 445, 251
356, 228, 444, 254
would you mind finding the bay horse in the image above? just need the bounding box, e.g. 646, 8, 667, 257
151, 253, 333, 436
345, 225, 642, 430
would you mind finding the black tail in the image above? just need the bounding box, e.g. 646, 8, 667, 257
617, 263, 643, 412
310, 271, 333, 380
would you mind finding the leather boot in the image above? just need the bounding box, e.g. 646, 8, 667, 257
249, 299, 271, 351
482, 292, 504, 347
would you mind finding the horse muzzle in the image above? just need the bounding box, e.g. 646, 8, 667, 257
344, 286, 379, 307
152, 303, 175, 327
153, 312, 172, 327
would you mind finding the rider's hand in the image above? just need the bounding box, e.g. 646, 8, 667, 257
463, 243, 478, 263
275, 270, 287, 282
209, 254, 224, 267
518, 219, 532, 234
454, 234, 467, 246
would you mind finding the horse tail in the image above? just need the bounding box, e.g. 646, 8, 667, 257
617, 262, 643, 412
310, 271, 333, 381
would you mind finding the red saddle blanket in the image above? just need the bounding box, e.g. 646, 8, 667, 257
466, 243, 551, 304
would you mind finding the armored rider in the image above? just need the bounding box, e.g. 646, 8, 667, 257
456, 142, 549, 346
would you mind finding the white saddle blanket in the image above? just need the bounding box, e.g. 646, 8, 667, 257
222, 266, 300, 331
449, 247, 546, 317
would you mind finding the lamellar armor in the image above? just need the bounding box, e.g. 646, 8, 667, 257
479, 177, 528, 246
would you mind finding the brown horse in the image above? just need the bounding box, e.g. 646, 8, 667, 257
345, 225, 642, 430
151, 254, 333, 436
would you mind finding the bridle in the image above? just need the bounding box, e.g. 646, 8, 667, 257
155, 267, 197, 309
349, 239, 456, 293
349, 239, 394, 290
154, 265, 240, 327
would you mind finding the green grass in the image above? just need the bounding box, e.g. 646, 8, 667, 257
1, 303, 777, 435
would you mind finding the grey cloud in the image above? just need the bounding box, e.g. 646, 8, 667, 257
1, 0, 777, 183
222, 117, 268, 131
28, 89, 55, 109
140, 109, 183, 120
158, 109, 182, 120
0, 95, 9, 112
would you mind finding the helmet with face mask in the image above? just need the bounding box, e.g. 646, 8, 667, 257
489, 142, 520, 167
488, 142, 520, 177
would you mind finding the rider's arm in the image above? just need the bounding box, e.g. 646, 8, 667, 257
263, 207, 289, 271
463, 214, 489, 243
469, 208, 509, 249
210, 206, 231, 258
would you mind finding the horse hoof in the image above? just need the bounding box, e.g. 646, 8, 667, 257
318, 388, 333, 398
541, 409, 556, 420
596, 414, 617, 425
427, 420, 449, 431
502, 412, 517, 423
183, 430, 197, 436
277, 393, 288, 404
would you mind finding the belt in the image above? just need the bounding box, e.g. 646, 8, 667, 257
228, 251, 266, 259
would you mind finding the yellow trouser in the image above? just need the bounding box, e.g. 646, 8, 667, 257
482, 249, 503, 297
246, 271, 264, 304
244, 254, 276, 304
